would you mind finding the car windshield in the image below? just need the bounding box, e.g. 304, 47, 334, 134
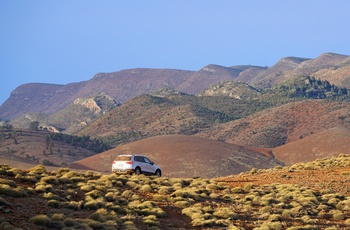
115, 155, 131, 161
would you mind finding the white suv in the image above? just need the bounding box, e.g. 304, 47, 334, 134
112, 154, 162, 177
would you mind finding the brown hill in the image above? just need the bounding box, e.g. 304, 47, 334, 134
196, 100, 350, 148
0, 130, 99, 168
70, 135, 284, 178
272, 126, 350, 165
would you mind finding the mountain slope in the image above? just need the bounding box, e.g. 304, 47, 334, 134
0, 66, 249, 120
70, 135, 284, 178
74, 94, 233, 144
196, 100, 350, 148
254, 52, 350, 88
272, 126, 350, 165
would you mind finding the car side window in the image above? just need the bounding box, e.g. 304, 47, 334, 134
134, 156, 141, 162
144, 157, 151, 164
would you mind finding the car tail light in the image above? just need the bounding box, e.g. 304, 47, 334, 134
112, 161, 116, 164
126, 161, 133, 164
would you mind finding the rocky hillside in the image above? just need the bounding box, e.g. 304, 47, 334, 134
196, 100, 350, 148
10, 93, 118, 133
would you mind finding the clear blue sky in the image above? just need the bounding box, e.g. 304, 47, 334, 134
1, 0, 350, 105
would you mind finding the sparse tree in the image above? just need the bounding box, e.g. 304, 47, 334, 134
29, 121, 39, 131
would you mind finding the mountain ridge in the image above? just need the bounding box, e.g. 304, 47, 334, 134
2, 52, 350, 121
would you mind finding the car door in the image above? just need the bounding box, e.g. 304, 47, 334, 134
142, 156, 155, 174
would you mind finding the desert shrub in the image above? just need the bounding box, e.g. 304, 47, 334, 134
281, 209, 292, 218
80, 184, 94, 192
301, 215, 316, 224
174, 200, 190, 208
64, 201, 83, 210
157, 186, 174, 195
16, 175, 38, 183
268, 214, 282, 222
51, 213, 65, 221
127, 200, 141, 209
171, 188, 200, 200
122, 190, 135, 199
152, 194, 169, 202
137, 201, 157, 210
202, 205, 214, 214
6, 168, 24, 177
105, 191, 120, 202
0, 178, 17, 187
57, 177, 73, 184
43, 192, 61, 200
222, 194, 241, 203
143, 215, 160, 227
0, 184, 27, 197
47, 199, 60, 208
260, 221, 283, 230
335, 199, 350, 210
153, 177, 172, 186
182, 206, 203, 219
327, 198, 339, 207
57, 167, 70, 174
192, 218, 215, 227
206, 183, 219, 191
84, 200, 104, 210
106, 203, 126, 215
123, 220, 136, 229
231, 186, 246, 194
63, 218, 82, 227
86, 189, 104, 199
140, 207, 167, 218
61, 171, 80, 178
139, 184, 152, 192
209, 192, 220, 199
213, 207, 238, 220
259, 205, 272, 214
90, 210, 108, 222
30, 214, 51, 227
331, 210, 345, 220
126, 181, 138, 188
345, 218, 350, 224
40, 175, 58, 184
28, 164, 47, 174
34, 183, 53, 193
286, 225, 319, 230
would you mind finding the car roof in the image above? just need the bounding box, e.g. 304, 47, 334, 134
116, 154, 146, 157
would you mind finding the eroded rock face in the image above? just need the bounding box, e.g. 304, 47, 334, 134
73, 98, 101, 114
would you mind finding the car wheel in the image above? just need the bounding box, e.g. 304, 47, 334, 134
135, 167, 141, 175
155, 169, 161, 177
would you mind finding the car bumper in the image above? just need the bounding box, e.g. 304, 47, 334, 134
112, 168, 133, 174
